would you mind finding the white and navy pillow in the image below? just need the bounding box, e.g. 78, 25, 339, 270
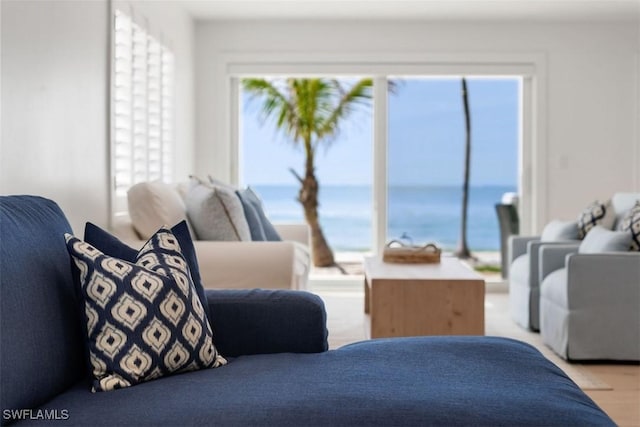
577, 200, 616, 239
618, 201, 640, 251
65, 227, 226, 392
83, 220, 213, 328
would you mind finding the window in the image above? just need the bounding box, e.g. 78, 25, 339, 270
238, 75, 520, 255
111, 6, 174, 212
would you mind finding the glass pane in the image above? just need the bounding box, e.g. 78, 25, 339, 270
387, 77, 520, 252
240, 77, 373, 253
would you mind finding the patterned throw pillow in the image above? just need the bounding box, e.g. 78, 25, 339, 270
65, 228, 226, 392
618, 201, 640, 251
577, 200, 616, 239
83, 220, 213, 327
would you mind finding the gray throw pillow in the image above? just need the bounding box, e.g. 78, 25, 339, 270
540, 220, 579, 242
184, 179, 251, 241
211, 184, 251, 241
578, 225, 631, 254
242, 187, 282, 242
236, 190, 267, 241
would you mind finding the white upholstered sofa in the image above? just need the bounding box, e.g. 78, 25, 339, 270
112, 180, 311, 291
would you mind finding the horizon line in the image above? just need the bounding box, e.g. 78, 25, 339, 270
248, 183, 517, 188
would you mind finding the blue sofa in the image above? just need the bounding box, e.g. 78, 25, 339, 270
1, 196, 614, 426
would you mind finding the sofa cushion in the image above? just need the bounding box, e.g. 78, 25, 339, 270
618, 201, 640, 251
127, 181, 192, 240
184, 179, 251, 241
540, 220, 579, 242
578, 225, 631, 254
33, 337, 613, 426
240, 187, 282, 241
577, 199, 616, 239
540, 268, 568, 308
65, 228, 226, 392
84, 221, 212, 325
509, 254, 529, 287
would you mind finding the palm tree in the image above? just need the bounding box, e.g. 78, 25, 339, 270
242, 78, 372, 267
455, 77, 474, 259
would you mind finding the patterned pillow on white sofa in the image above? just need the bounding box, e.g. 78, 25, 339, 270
618, 201, 640, 251
577, 200, 616, 239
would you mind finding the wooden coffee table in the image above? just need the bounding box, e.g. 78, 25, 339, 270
364, 256, 485, 338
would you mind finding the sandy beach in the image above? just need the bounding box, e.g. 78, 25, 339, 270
312, 250, 502, 277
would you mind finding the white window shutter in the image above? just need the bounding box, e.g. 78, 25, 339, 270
112, 7, 174, 206
161, 47, 174, 183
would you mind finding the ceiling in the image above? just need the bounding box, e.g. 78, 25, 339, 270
177, 0, 640, 22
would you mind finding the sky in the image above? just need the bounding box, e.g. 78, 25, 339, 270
241, 77, 520, 187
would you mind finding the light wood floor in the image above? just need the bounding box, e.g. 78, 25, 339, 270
311, 281, 640, 426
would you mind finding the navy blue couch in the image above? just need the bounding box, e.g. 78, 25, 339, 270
1, 196, 614, 426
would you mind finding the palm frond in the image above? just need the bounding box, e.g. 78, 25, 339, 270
242, 78, 301, 143
242, 77, 373, 154
317, 78, 373, 139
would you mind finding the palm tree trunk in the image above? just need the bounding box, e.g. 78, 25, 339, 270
298, 143, 335, 267
455, 78, 473, 259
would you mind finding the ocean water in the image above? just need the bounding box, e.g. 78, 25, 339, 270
253, 184, 516, 252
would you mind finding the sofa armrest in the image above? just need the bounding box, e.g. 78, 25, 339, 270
275, 222, 310, 247
509, 236, 539, 263
206, 289, 328, 357
528, 240, 580, 287
193, 241, 309, 290
539, 243, 580, 282
567, 252, 640, 310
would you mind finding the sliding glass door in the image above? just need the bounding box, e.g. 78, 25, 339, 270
236, 74, 523, 256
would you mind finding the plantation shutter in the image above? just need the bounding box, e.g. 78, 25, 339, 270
112, 6, 174, 206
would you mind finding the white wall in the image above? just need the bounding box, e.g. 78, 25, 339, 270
195, 20, 640, 231
1, 0, 195, 234
1, 0, 110, 234
637, 29, 640, 190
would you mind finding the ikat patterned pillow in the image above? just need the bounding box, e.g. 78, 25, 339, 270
618, 201, 640, 251
65, 227, 226, 392
577, 200, 616, 239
